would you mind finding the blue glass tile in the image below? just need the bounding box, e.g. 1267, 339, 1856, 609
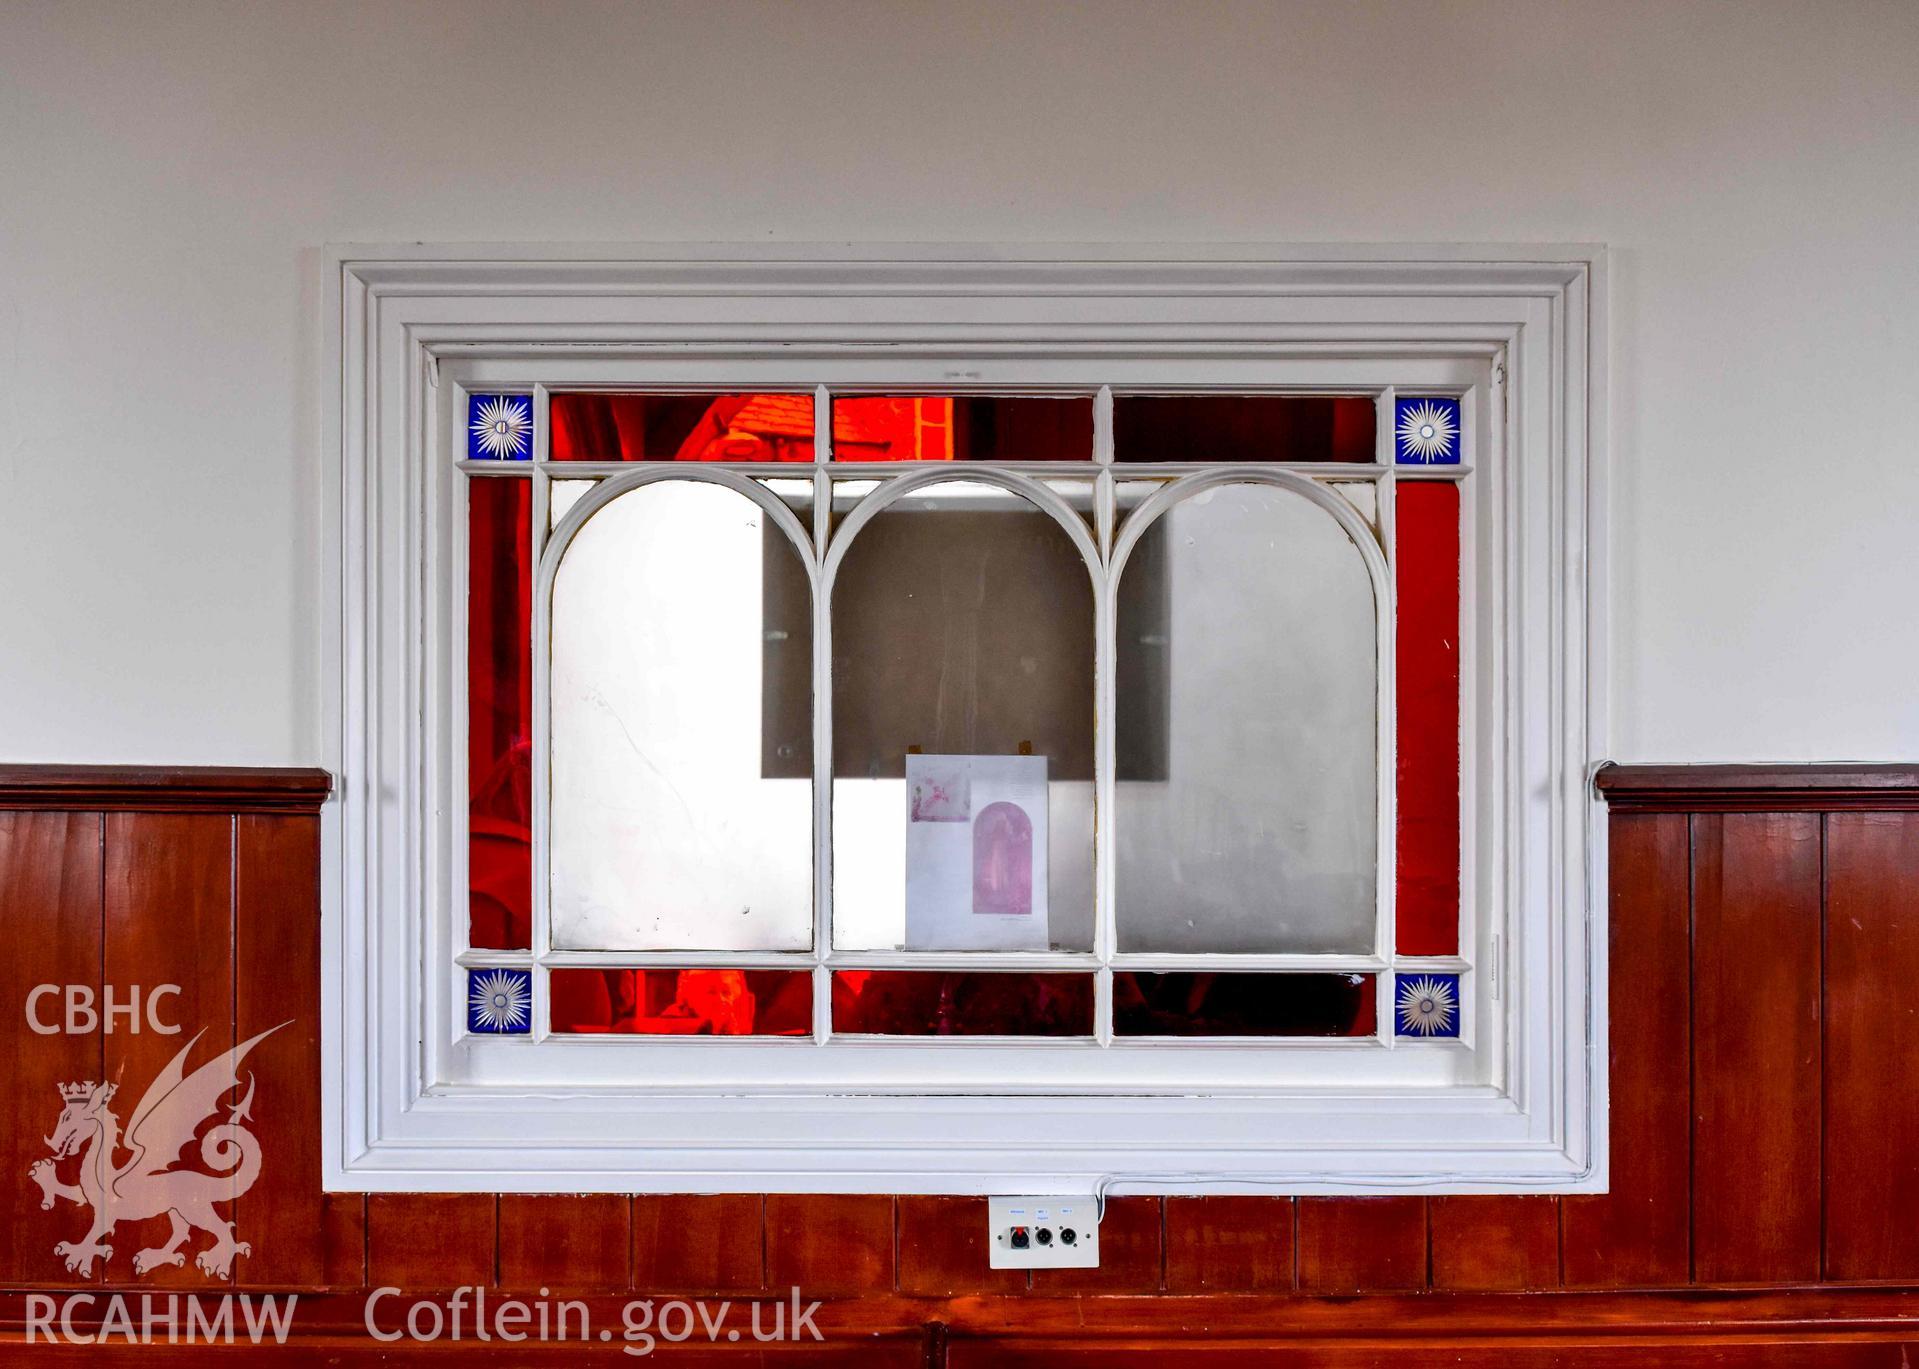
1394, 396, 1462, 466
467, 967, 533, 1034
1394, 971, 1461, 1038
468, 394, 534, 461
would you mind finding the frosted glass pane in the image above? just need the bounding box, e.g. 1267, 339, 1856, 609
830, 482, 1095, 951
1115, 483, 1376, 953
550, 481, 812, 950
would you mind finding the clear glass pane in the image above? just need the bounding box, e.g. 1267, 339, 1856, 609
1115, 482, 1377, 953
550, 478, 594, 529
830, 481, 1095, 951
550, 481, 813, 950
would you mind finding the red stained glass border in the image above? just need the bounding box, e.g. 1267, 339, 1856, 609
1112, 972, 1377, 1037
550, 968, 812, 1036
1113, 395, 1375, 464
830, 396, 1095, 462
466, 475, 532, 951
831, 971, 1094, 1037
1394, 481, 1462, 955
550, 393, 817, 462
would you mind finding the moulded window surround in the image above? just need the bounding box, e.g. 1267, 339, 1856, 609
325, 244, 1606, 1196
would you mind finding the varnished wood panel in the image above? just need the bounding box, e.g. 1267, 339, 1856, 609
1823, 811, 1919, 1280
1597, 762, 1919, 812
324, 1193, 368, 1288
1691, 812, 1822, 1284
1563, 811, 1692, 1288
633, 1195, 765, 1292
1429, 1195, 1560, 1290
1163, 1197, 1294, 1293
0, 765, 331, 813
949, 1343, 1918, 1368
499, 1195, 631, 1291
766, 1195, 895, 1296
102, 811, 233, 1288
232, 814, 327, 1288
898, 1196, 1027, 1295
366, 1194, 497, 1289
1030, 1197, 1162, 1294
0, 812, 101, 1287
1296, 1197, 1426, 1293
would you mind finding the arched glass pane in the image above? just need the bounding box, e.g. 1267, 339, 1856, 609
549, 481, 813, 950
831, 481, 1095, 952
1116, 482, 1377, 953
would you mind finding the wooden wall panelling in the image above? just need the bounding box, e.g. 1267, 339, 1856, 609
766, 1196, 896, 1296
101, 811, 234, 1288
632, 1194, 766, 1292
0, 811, 102, 1287
366, 1194, 498, 1290
1295, 1197, 1427, 1293
232, 813, 335, 1288
1562, 811, 1692, 1287
1823, 811, 1919, 1280
1690, 812, 1823, 1284
498, 1195, 632, 1291
1429, 1195, 1561, 1290
1163, 1196, 1295, 1293
898, 1196, 1028, 1295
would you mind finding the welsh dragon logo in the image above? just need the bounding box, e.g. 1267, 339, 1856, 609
28, 1024, 284, 1280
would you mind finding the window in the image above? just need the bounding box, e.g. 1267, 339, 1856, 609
326, 247, 1606, 1193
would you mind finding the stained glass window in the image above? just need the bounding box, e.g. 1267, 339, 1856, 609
459, 383, 1469, 1045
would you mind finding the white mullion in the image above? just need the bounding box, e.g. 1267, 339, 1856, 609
1093, 450, 1115, 1062
1093, 405, 1118, 1047
531, 384, 552, 539
812, 384, 833, 1044
525, 385, 551, 1043
1378, 387, 1400, 1051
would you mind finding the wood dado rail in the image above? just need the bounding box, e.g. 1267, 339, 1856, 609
0, 762, 1916, 1365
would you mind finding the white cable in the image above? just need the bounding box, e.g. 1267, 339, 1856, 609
1090, 1169, 1583, 1224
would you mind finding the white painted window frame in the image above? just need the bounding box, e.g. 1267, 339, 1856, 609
322, 244, 1608, 1194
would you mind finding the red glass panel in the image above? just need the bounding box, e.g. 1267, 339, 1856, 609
1114, 395, 1375, 463
550, 393, 817, 462
832, 971, 1093, 1036
830, 396, 1094, 462
467, 476, 532, 950
1395, 481, 1461, 955
1112, 973, 1376, 1037
550, 969, 812, 1035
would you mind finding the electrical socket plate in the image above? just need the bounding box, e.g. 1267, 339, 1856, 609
987, 1195, 1100, 1269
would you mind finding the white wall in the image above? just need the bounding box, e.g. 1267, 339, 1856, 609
2, 0, 1915, 764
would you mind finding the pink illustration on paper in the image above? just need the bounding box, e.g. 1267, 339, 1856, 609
909, 762, 971, 823
972, 801, 1034, 916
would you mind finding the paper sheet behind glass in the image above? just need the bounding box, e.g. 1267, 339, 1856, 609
904, 754, 1050, 951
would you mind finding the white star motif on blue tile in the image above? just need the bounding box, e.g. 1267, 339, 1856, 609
1395, 972, 1460, 1038
469, 394, 533, 460
468, 968, 533, 1034
1394, 397, 1461, 465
